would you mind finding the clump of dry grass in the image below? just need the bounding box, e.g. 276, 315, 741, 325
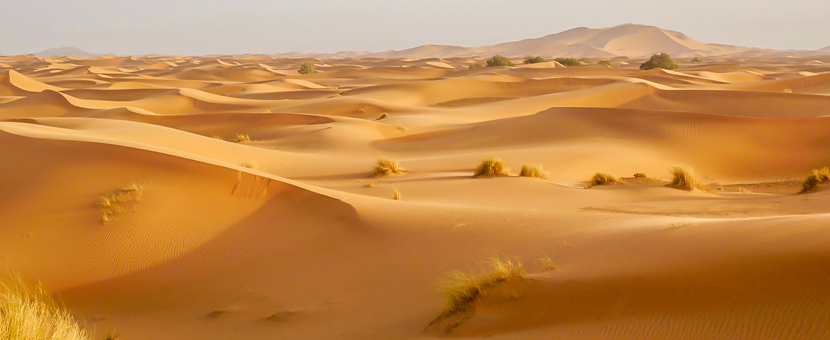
357, 108, 366, 114
239, 161, 257, 169
98, 183, 144, 224
0, 275, 91, 340
590, 172, 623, 186
669, 166, 698, 190
430, 256, 524, 329
103, 330, 120, 340
519, 164, 549, 179
536, 257, 556, 271
801, 166, 830, 193
633, 172, 647, 178
783, 88, 793, 93
392, 189, 402, 200
376, 112, 389, 120
234, 134, 251, 143
474, 157, 510, 177
370, 157, 409, 178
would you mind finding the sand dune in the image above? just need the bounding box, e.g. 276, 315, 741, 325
2, 53, 830, 340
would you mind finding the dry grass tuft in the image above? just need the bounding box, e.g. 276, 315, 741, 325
669, 166, 698, 190
801, 166, 830, 193
392, 189, 402, 200
536, 257, 556, 271
370, 157, 409, 178
430, 256, 524, 329
474, 157, 510, 177
103, 330, 120, 340
0, 275, 91, 340
633, 172, 647, 178
234, 134, 251, 143
519, 164, 549, 179
98, 183, 144, 224
376, 112, 389, 120
590, 173, 623, 186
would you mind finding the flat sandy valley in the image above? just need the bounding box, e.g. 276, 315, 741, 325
3, 52, 830, 340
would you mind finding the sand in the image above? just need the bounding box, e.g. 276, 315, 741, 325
2, 52, 830, 340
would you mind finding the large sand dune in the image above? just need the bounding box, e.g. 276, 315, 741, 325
2, 53, 830, 339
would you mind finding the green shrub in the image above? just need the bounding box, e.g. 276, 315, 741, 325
486, 55, 514, 67
298, 62, 314, 74
523, 56, 545, 64
555, 57, 581, 66
640, 53, 678, 70
597, 60, 612, 67
468, 63, 483, 69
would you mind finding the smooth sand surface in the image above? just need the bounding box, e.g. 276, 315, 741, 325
2, 54, 830, 339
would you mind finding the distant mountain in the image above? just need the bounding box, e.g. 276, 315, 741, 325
34, 47, 99, 57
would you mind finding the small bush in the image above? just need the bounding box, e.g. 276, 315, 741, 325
523, 56, 545, 64
376, 112, 389, 120
801, 167, 830, 193
519, 164, 549, 179
298, 62, 314, 74
468, 63, 483, 69
486, 55, 514, 67
474, 157, 510, 177
691, 57, 702, 63
597, 60, 612, 67
640, 53, 678, 70
669, 166, 698, 190
371, 157, 408, 178
0, 275, 91, 340
633, 172, 647, 178
591, 173, 623, 186
555, 57, 581, 66
235, 134, 251, 143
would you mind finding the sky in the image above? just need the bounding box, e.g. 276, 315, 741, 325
1, 0, 828, 55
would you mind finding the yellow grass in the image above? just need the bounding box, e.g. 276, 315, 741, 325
801, 166, 830, 193
392, 188, 402, 200
536, 257, 556, 271
377, 112, 389, 120
234, 134, 251, 142
0, 275, 91, 340
669, 166, 698, 190
473, 157, 510, 177
633, 172, 647, 178
519, 164, 549, 179
98, 183, 144, 224
370, 157, 408, 178
590, 172, 623, 186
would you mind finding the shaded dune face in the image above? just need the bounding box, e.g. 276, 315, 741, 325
1, 53, 830, 340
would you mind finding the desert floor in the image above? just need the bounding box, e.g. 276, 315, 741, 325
2, 55, 830, 339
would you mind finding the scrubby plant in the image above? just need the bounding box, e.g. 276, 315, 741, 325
371, 157, 408, 178
0, 275, 91, 340
555, 57, 581, 66
474, 157, 510, 177
430, 256, 524, 329
392, 189, 402, 200
376, 112, 389, 120
597, 60, 612, 67
536, 257, 555, 271
468, 63, 483, 69
633, 172, 647, 178
640, 53, 678, 70
523, 56, 545, 64
298, 62, 314, 74
691, 57, 702, 63
590, 172, 623, 186
235, 134, 251, 143
669, 166, 698, 190
801, 166, 830, 193
519, 164, 549, 179
98, 183, 145, 224
486, 55, 514, 67
357, 108, 366, 114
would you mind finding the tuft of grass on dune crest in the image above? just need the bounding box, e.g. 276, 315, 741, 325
234, 134, 252, 143
98, 183, 144, 224
519, 164, 549, 180
801, 166, 830, 193
474, 157, 510, 177
392, 188, 402, 200
371, 157, 409, 178
429, 256, 524, 330
590, 172, 623, 186
669, 166, 699, 191
376, 112, 390, 120
0, 275, 91, 340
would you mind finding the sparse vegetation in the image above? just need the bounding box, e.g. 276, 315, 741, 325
371, 157, 409, 178
473, 157, 510, 177
783, 88, 793, 93
392, 189, 402, 200
486, 55, 514, 67
633, 172, 647, 178
597, 60, 612, 67
104, 330, 120, 340
519, 164, 549, 179
691, 57, 702, 63
298, 62, 314, 74
235, 134, 251, 143
430, 256, 524, 330
98, 183, 144, 224
523, 56, 545, 64
376, 112, 389, 120
357, 108, 366, 114
590, 173, 623, 186
801, 166, 830, 193
669, 166, 698, 190
555, 57, 581, 66
468, 63, 483, 69
0, 275, 92, 340
640, 53, 678, 70
536, 257, 555, 271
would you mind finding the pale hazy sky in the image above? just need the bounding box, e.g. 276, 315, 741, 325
1, 0, 828, 55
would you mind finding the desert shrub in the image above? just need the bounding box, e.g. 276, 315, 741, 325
523, 56, 545, 64
235, 134, 251, 143
555, 57, 581, 66
691, 57, 702, 63
371, 157, 408, 178
486, 55, 514, 67
536, 257, 555, 271
474, 157, 510, 177
633, 172, 647, 178
669, 166, 698, 190
392, 189, 402, 200
0, 275, 91, 340
801, 167, 830, 193
376, 112, 389, 120
597, 60, 612, 66
519, 164, 549, 179
468, 63, 483, 69
298, 62, 314, 74
99, 183, 144, 224
591, 173, 623, 186
640, 53, 678, 70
